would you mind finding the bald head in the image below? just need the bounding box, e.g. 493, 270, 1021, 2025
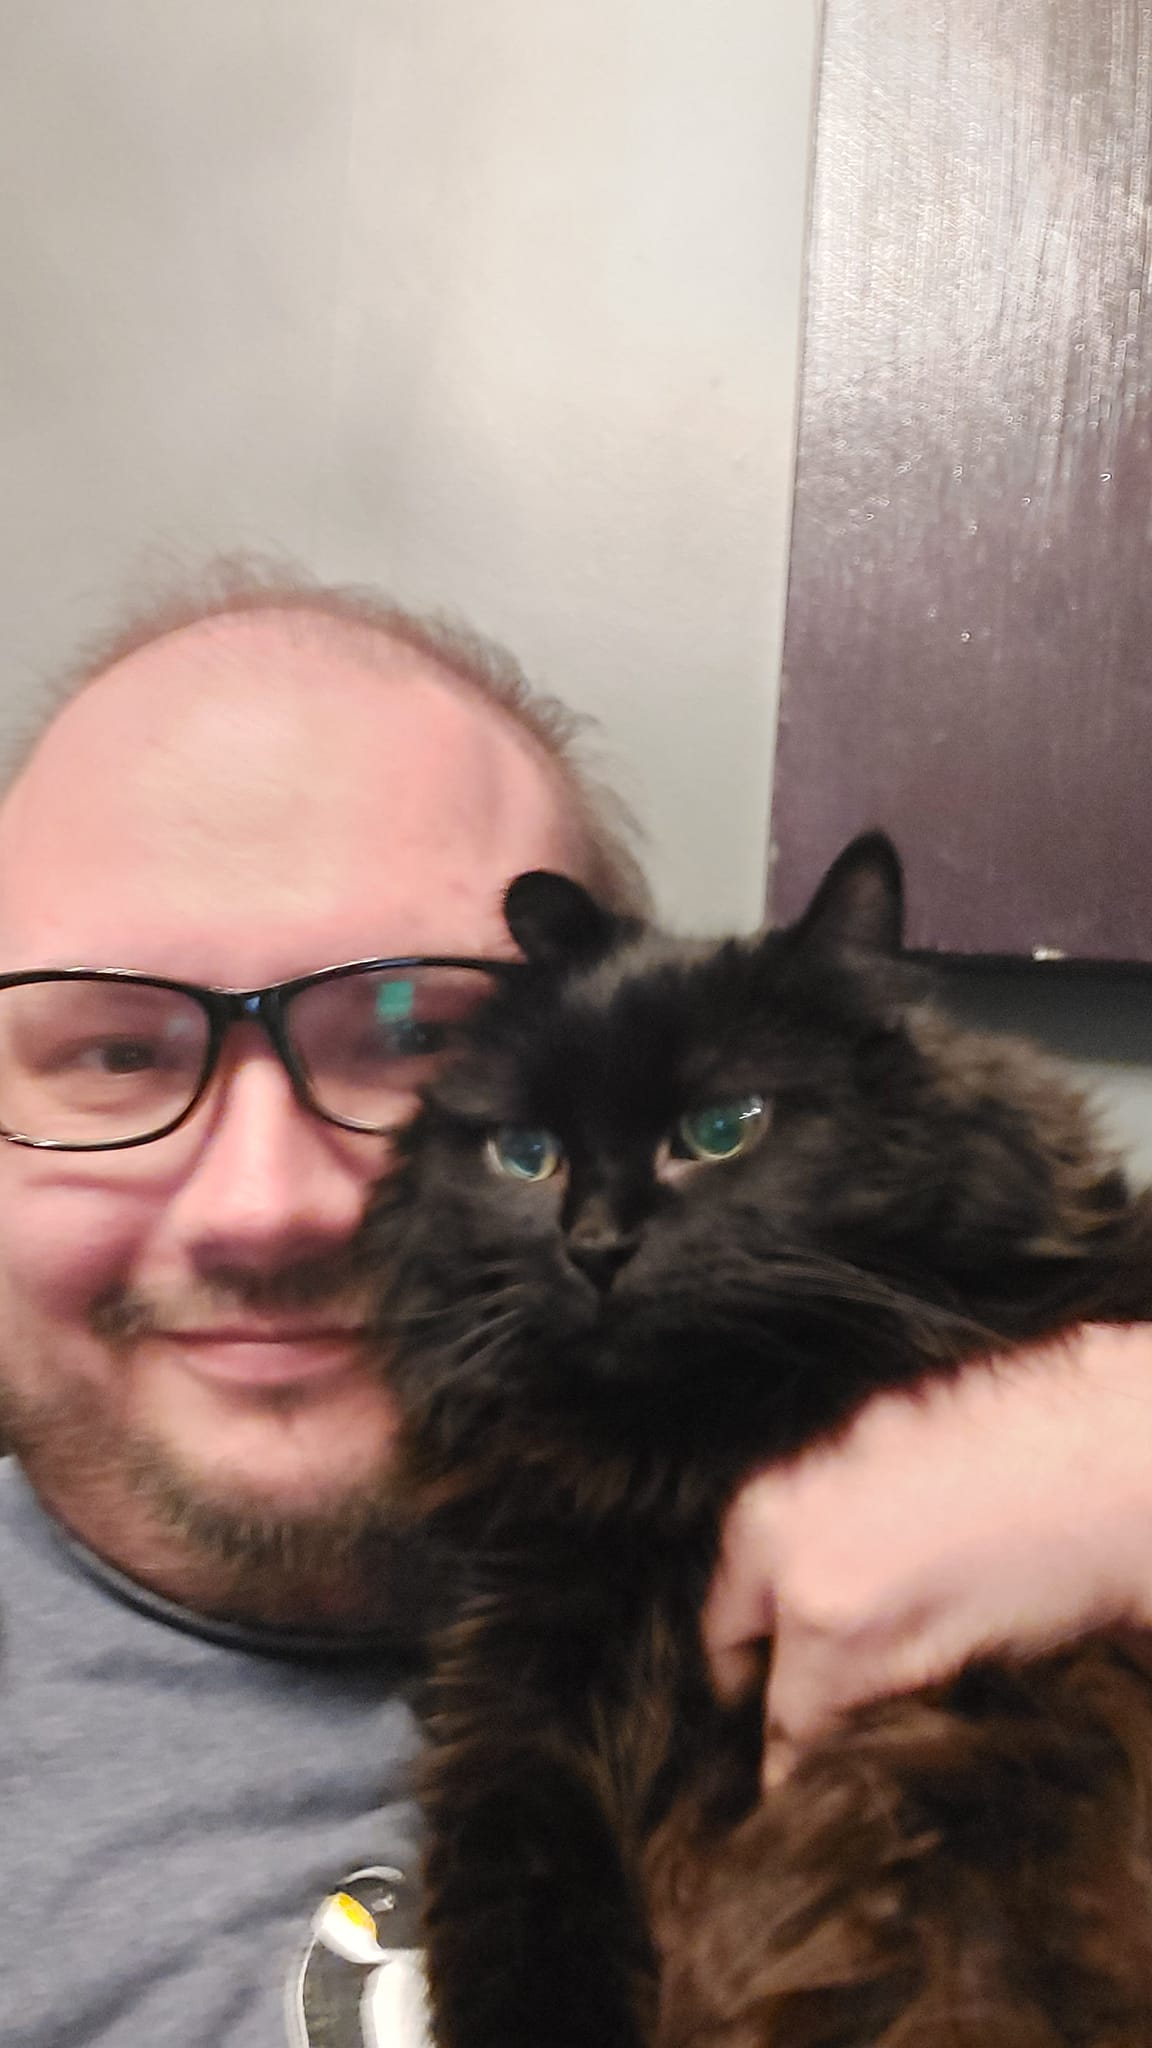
0, 607, 589, 978
8, 575, 648, 916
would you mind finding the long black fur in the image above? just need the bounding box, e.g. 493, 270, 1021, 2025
370, 833, 1152, 2048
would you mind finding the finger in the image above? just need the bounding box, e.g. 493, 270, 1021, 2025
764, 1612, 916, 1753
709, 1634, 772, 1705
702, 1488, 780, 1698
763, 1634, 847, 1755
762, 1721, 799, 1789
761, 1635, 862, 1791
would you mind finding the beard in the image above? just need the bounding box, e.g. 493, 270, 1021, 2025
115, 1422, 401, 1574
0, 1250, 407, 1611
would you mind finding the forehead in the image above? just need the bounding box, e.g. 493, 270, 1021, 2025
0, 614, 586, 981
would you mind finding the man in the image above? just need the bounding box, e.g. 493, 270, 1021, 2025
2, 569, 1150, 2045
0, 575, 650, 2047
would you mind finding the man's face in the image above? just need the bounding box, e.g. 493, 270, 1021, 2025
0, 612, 585, 1557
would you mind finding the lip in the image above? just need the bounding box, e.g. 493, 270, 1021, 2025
156, 1327, 369, 1390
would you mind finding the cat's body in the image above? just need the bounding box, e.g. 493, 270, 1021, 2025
372, 836, 1152, 2048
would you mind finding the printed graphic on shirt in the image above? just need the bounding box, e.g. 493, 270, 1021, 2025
288, 1865, 432, 2048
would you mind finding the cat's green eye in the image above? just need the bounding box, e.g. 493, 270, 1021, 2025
486, 1125, 564, 1182
676, 1095, 766, 1163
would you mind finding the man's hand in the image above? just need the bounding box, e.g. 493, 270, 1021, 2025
703, 1324, 1152, 1784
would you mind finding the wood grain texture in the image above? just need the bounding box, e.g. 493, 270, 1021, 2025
771, 0, 1152, 961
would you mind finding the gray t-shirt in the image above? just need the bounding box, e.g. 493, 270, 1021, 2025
0, 1459, 429, 2048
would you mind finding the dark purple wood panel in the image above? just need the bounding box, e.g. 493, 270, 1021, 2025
771, 0, 1152, 962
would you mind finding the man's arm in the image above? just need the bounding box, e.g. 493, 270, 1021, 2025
704, 1323, 1152, 1782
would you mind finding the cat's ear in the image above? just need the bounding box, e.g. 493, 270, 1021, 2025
503, 870, 617, 966
791, 832, 905, 956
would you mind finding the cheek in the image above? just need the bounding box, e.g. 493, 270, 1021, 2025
0, 1166, 157, 1324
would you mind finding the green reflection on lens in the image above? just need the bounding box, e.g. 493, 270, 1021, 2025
376, 980, 415, 1021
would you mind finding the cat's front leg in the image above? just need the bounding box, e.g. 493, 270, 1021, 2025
423, 1737, 655, 2048
419, 1603, 661, 2048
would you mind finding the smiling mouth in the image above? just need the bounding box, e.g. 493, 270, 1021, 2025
155, 1327, 371, 1389
163, 1325, 366, 1344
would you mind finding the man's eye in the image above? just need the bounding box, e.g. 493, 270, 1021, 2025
93, 1041, 159, 1073
380, 1018, 445, 1058
485, 1126, 564, 1182
59, 1038, 166, 1075
672, 1095, 766, 1162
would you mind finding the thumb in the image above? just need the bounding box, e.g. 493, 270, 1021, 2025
701, 1494, 778, 1703
760, 1620, 852, 1788
763, 1608, 934, 1789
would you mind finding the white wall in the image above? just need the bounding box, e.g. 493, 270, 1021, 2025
2, 3, 1147, 1174
0, 0, 820, 932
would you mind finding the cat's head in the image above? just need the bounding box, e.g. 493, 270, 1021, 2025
481, 828, 910, 1296
373, 833, 1120, 1462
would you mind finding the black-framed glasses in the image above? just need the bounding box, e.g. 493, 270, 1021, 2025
0, 958, 516, 1151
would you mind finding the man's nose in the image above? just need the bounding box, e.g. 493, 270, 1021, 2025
163, 1031, 387, 1274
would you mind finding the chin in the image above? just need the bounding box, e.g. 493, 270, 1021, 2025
128, 1364, 402, 1543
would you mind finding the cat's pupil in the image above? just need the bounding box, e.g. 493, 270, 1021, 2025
486, 1125, 563, 1182
677, 1095, 765, 1161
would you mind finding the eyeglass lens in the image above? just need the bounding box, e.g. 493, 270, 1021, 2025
287, 965, 498, 1130
0, 965, 500, 1146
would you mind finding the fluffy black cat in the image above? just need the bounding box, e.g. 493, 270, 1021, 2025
371, 833, 1152, 2048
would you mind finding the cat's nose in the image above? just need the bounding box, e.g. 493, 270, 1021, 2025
565, 1229, 638, 1291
